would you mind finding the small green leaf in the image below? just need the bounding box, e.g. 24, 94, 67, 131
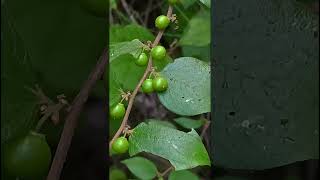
174, 117, 206, 129
110, 39, 147, 63
169, 170, 199, 180
158, 57, 210, 116
129, 123, 211, 170
121, 157, 158, 180
147, 119, 177, 129
180, 10, 210, 47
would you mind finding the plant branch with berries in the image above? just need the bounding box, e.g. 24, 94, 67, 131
109, 3, 176, 153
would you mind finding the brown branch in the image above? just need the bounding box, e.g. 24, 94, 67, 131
120, 0, 137, 23
144, 0, 154, 26
109, 5, 174, 149
160, 166, 174, 177
201, 120, 211, 138
47, 48, 108, 180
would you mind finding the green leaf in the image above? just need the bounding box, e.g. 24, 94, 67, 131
198, 0, 210, 8
180, 10, 210, 46
147, 119, 177, 129
158, 57, 210, 116
174, 117, 206, 129
110, 39, 147, 63
109, 167, 127, 180
121, 157, 158, 180
110, 24, 154, 44
180, 0, 197, 9
168, 170, 199, 180
128, 122, 211, 170
1, 10, 38, 144
6, 0, 107, 97
182, 45, 210, 62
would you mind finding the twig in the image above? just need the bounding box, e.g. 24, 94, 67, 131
35, 103, 65, 132
144, 0, 154, 26
200, 120, 211, 138
109, 5, 174, 149
159, 166, 174, 177
47, 48, 108, 180
120, 0, 138, 23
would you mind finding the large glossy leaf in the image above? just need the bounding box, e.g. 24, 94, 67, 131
128, 122, 211, 170
158, 57, 210, 116
121, 157, 158, 180
168, 170, 199, 180
180, 10, 210, 46
6, 0, 107, 97
213, 0, 319, 170
1, 9, 38, 144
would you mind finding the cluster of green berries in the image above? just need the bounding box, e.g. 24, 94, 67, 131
142, 76, 168, 93
134, 45, 167, 67
110, 0, 178, 155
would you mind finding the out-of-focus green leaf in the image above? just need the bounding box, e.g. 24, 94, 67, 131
180, 10, 210, 47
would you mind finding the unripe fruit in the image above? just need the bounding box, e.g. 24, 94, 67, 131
153, 77, 168, 92
155, 15, 170, 30
4, 131, 52, 179
142, 79, 154, 93
110, 103, 126, 120
112, 137, 129, 154
135, 53, 148, 66
151, 45, 166, 60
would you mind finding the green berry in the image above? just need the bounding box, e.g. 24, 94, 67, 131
153, 76, 168, 92
142, 79, 154, 93
4, 131, 52, 179
155, 15, 170, 30
151, 45, 166, 60
135, 53, 148, 66
112, 137, 129, 154
110, 103, 126, 120
168, 0, 178, 4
